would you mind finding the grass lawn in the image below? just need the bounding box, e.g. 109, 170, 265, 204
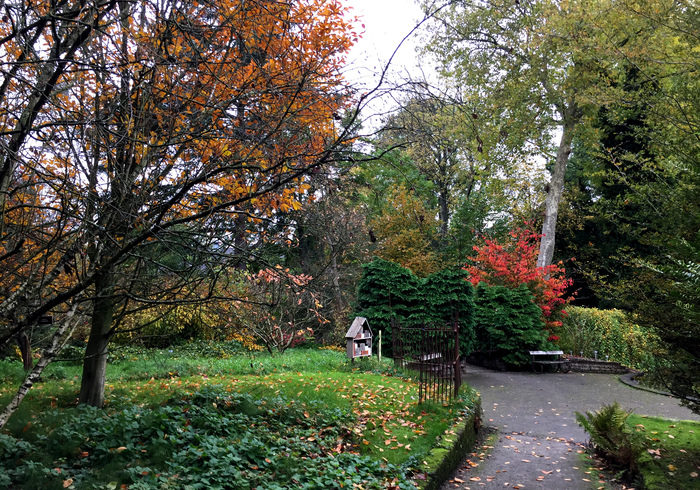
630, 414, 700, 489
0, 345, 478, 489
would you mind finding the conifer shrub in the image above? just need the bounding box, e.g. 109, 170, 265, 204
355, 259, 477, 357
422, 268, 477, 356
472, 283, 551, 366
355, 258, 421, 357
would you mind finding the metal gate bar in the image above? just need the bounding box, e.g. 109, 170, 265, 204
392, 320, 461, 404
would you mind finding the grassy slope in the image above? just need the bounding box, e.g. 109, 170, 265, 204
0, 347, 477, 488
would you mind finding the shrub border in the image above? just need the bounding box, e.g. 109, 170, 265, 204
415, 398, 483, 490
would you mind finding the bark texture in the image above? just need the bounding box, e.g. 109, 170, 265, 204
0, 303, 80, 429
537, 114, 577, 269
78, 274, 115, 407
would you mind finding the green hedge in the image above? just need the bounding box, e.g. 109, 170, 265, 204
558, 306, 660, 369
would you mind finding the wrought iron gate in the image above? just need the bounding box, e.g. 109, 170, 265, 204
392, 320, 461, 404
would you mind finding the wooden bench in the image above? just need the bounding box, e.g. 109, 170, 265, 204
529, 350, 571, 374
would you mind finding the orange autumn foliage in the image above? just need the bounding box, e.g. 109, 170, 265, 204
0, 0, 360, 409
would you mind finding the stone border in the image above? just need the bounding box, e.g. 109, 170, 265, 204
567, 357, 630, 374
415, 398, 483, 490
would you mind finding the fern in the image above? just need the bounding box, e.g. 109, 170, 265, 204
576, 402, 645, 478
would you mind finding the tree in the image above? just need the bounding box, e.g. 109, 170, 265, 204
376, 93, 483, 237
421, 0, 673, 267
372, 89, 523, 264
547, 0, 700, 410
282, 173, 372, 342
0, 0, 360, 419
465, 227, 572, 332
368, 186, 444, 277
236, 268, 323, 355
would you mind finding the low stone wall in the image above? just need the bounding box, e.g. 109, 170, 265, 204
417, 398, 483, 490
567, 358, 630, 374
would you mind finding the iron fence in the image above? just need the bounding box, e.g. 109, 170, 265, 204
392, 320, 461, 404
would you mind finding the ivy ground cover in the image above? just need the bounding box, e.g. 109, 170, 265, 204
0, 348, 477, 489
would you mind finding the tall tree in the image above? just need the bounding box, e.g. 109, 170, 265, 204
421, 0, 666, 267
0, 0, 359, 418
377, 94, 482, 236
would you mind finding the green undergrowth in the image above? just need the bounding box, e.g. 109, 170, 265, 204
0, 348, 478, 489
629, 414, 700, 489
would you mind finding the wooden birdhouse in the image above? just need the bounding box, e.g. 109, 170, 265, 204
345, 317, 373, 359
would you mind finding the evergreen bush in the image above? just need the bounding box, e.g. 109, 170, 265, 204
422, 268, 477, 356
473, 283, 550, 366
355, 258, 422, 356
355, 259, 477, 357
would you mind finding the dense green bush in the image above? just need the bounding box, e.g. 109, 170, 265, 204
558, 307, 660, 369
473, 283, 551, 366
422, 268, 476, 356
355, 258, 421, 341
355, 259, 477, 357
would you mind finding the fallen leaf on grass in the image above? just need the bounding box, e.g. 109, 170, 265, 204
690, 472, 698, 478
63, 480, 73, 488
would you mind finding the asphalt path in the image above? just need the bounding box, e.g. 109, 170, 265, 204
440, 365, 700, 490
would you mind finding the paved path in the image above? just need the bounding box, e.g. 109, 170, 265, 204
441, 365, 700, 490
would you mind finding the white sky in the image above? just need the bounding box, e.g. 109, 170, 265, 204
342, 0, 431, 127
345, 0, 425, 73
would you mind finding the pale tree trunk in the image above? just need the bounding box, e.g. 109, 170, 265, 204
438, 190, 449, 236
0, 302, 81, 429
79, 273, 115, 407
537, 113, 577, 269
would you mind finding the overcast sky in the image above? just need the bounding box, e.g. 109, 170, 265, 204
345, 0, 428, 79
343, 0, 430, 126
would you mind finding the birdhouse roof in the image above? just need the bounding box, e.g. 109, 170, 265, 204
345, 316, 371, 339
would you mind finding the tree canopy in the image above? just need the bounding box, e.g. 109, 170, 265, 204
0, 0, 360, 416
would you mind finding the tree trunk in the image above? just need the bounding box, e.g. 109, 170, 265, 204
330, 253, 344, 315
537, 115, 577, 269
438, 190, 449, 236
79, 273, 115, 407
0, 303, 80, 429
17, 331, 32, 370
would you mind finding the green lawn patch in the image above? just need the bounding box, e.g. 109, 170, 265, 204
0, 347, 478, 489
629, 414, 700, 489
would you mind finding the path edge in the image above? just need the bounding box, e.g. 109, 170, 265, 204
416, 397, 483, 490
